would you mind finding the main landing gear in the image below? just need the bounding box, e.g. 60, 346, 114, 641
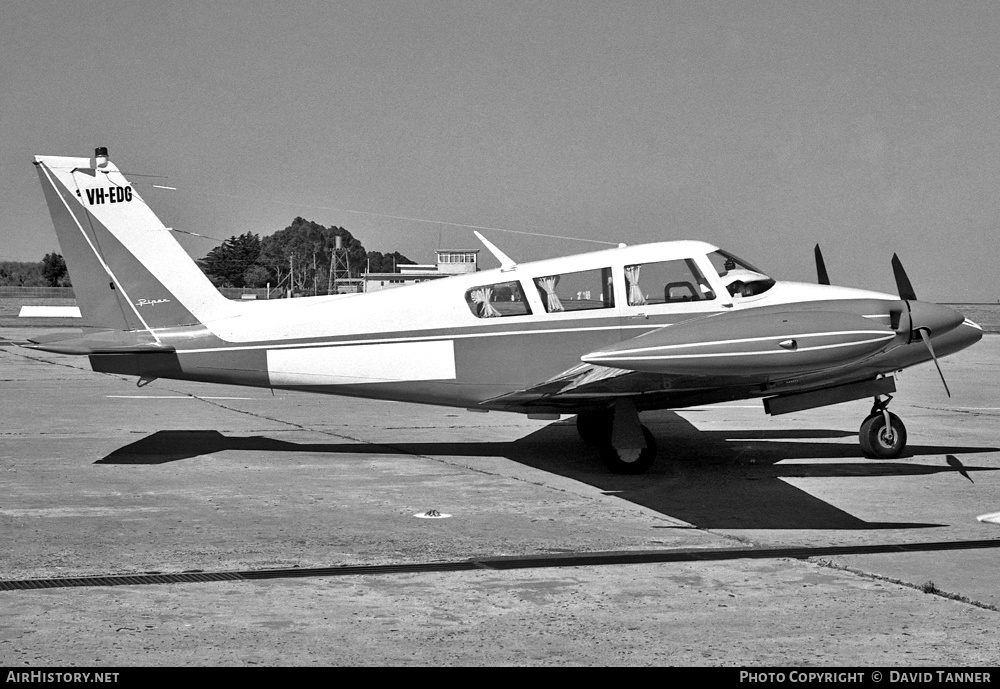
859, 395, 907, 459
576, 400, 657, 474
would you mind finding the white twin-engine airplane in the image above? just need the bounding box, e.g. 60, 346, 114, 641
28, 148, 983, 473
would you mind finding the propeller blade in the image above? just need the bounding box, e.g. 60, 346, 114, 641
814, 244, 830, 285
917, 327, 951, 397
891, 253, 918, 301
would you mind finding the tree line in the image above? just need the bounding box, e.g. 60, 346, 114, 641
0, 253, 70, 287
196, 217, 414, 293
1, 220, 412, 292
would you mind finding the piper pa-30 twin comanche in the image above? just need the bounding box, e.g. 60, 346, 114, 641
28, 148, 983, 473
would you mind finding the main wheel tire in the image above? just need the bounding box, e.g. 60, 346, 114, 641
576, 410, 613, 446
859, 412, 907, 459
600, 425, 658, 474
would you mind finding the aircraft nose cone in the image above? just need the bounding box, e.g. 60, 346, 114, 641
907, 300, 965, 337
924, 316, 983, 359
959, 318, 984, 348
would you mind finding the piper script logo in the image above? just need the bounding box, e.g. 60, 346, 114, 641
85, 185, 132, 205
136, 298, 170, 307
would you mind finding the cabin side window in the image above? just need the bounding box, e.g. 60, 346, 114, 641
534, 267, 615, 313
624, 259, 716, 305
465, 281, 532, 318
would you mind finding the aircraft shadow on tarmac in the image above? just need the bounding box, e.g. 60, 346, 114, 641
99, 411, 999, 531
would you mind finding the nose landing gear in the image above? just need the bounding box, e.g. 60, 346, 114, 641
859, 395, 907, 459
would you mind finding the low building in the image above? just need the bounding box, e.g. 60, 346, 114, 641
363, 250, 478, 292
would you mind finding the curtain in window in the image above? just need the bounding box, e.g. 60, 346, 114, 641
535, 276, 564, 312
625, 265, 646, 306
471, 287, 500, 317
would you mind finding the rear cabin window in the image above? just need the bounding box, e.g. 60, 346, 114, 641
625, 259, 716, 305
465, 281, 532, 318
534, 267, 615, 313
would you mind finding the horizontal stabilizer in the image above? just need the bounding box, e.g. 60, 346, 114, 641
19, 306, 81, 318
23, 330, 175, 355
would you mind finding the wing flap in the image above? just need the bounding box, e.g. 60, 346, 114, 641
478, 362, 640, 408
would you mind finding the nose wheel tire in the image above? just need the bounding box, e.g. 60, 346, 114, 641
859, 412, 907, 459
600, 425, 658, 474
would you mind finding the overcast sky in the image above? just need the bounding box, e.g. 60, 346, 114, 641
2, 1, 998, 301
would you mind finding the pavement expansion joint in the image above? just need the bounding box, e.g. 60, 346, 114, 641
813, 557, 1000, 613
4, 539, 1000, 592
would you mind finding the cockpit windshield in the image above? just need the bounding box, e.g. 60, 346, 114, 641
708, 250, 775, 298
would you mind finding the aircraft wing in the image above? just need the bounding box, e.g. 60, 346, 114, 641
479, 362, 644, 409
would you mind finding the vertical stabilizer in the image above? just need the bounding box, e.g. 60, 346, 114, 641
34, 150, 237, 332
